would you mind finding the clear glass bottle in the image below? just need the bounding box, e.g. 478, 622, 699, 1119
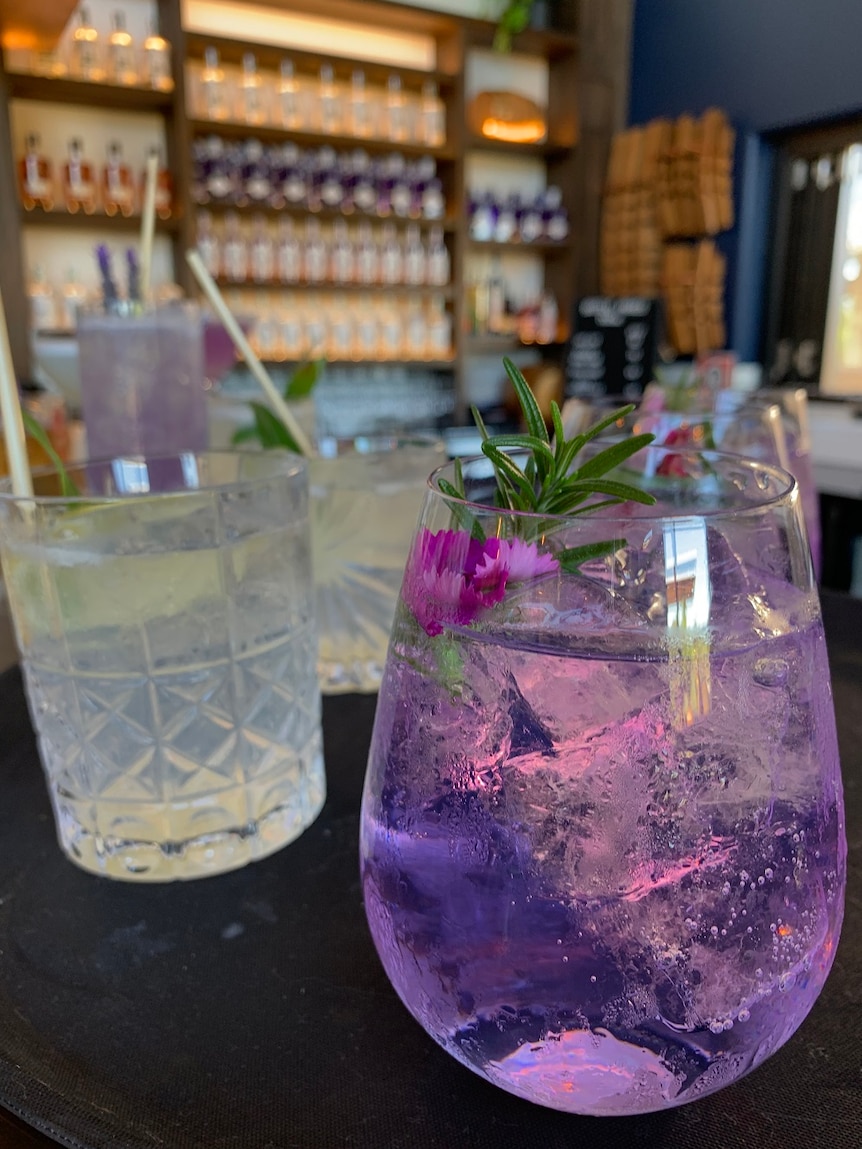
241, 138, 271, 206
348, 69, 374, 139
403, 224, 425, 286
197, 211, 221, 277
542, 185, 569, 242
303, 217, 329, 283
519, 194, 544, 244
318, 63, 341, 135
254, 294, 281, 359
222, 212, 248, 282
278, 59, 303, 130
384, 74, 409, 143
404, 299, 427, 359
28, 267, 56, 332
421, 172, 445, 221
200, 47, 228, 121
102, 142, 135, 217
327, 294, 354, 358
204, 136, 236, 204
356, 221, 379, 284
319, 148, 344, 212
305, 306, 328, 357
355, 299, 379, 358
63, 138, 98, 214
58, 269, 90, 331
19, 134, 54, 211
494, 194, 519, 243
426, 226, 450, 286
390, 154, 412, 219
108, 11, 137, 86
426, 294, 452, 359
488, 258, 506, 333
537, 291, 560, 344
330, 219, 354, 284
71, 6, 103, 83
419, 81, 445, 148
249, 214, 274, 283
144, 148, 173, 219
276, 218, 302, 284
239, 52, 266, 126
281, 142, 308, 208
279, 298, 305, 359
143, 22, 173, 92
352, 150, 376, 215
379, 222, 403, 285
379, 300, 402, 360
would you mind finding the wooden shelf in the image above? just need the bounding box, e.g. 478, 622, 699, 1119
466, 133, 573, 161
467, 237, 574, 256
217, 280, 453, 299
188, 119, 456, 161
184, 32, 458, 92
5, 72, 174, 112
465, 333, 566, 354
199, 200, 458, 231
19, 205, 181, 233
0, 1, 78, 53
254, 356, 455, 369
463, 20, 578, 61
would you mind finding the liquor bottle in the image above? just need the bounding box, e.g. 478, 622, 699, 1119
204, 136, 236, 204
200, 47, 228, 121
19, 134, 54, 211
303, 217, 328, 284
426, 295, 452, 359
279, 301, 304, 359
319, 148, 344, 212
374, 155, 393, 218
276, 218, 302, 284
241, 138, 271, 207
426, 226, 450, 286
351, 150, 376, 215
305, 306, 328, 357
143, 22, 173, 92
222, 212, 247, 282
108, 11, 137, 86
281, 143, 308, 209
57, 269, 90, 331
330, 219, 354, 284
318, 63, 341, 135
379, 300, 402, 360
355, 221, 379, 284
71, 6, 103, 82
354, 299, 379, 358
403, 224, 425, 286
379, 222, 403, 285
249, 215, 274, 283
419, 81, 445, 148
239, 53, 266, 126
542, 185, 570, 242
518, 195, 544, 244
494, 194, 519, 243
254, 294, 281, 359
348, 70, 374, 139
27, 268, 56, 332
537, 292, 560, 344
327, 295, 354, 359
421, 172, 445, 221
390, 154, 412, 219
278, 59, 303, 130
404, 299, 426, 358
143, 148, 173, 219
102, 142, 135, 216
384, 74, 409, 143
488, 259, 506, 333
197, 212, 221, 277
470, 192, 496, 242
63, 138, 98, 214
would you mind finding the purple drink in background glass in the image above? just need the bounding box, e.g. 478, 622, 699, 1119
78, 303, 208, 458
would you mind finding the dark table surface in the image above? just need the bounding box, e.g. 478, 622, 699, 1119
0, 592, 860, 1149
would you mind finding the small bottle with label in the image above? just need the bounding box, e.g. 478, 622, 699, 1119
303, 217, 329, 284
279, 299, 305, 359
276, 218, 302, 284
281, 143, 308, 209
354, 299, 379, 359
426, 226, 450, 286
19, 134, 54, 211
470, 192, 496, 242
542, 185, 569, 242
222, 212, 247, 282
102, 142, 135, 216
241, 138, 271, 207
254, 295, 281, 359
63, 138, 98, 214
379, 300, 402, 360
494, 194, 519, 243
348, 70, 374, 139
317, 63, 341, 135
537, 292, 560, 344
390, 154, 412, 219
204, 136, 236, 204
197, 211, 221, 276
305, 306, 328, 358
330, 219, 354, 284
278, 59, 303, 130
71, 6, 104, 82
249, 215, 274, 283
404, 299, 427, 359
421, 173, 445, 221
384, 75, 409, 143
419, 81, 445, 147
488, 259, 506, 334
200, 47, 228, 121
28, 267, 56, 333
518, 195, 544, 244
143, 22, 173, 91
319, 148, 344, 212
351, 150, 376, 215
426, 295, 452, 360
379, 222, 403, 285
239, 53, 266, 126
327, 294, 354, 359
108, 11, 137, 86
355, 221, 379, 284
403, 224, 425, 286
58, 269, 90, 331
143, 148, 173, 219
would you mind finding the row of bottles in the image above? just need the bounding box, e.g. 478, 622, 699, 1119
198, 213, 451, 289
28, 267, 91, 333
467, 265, 562, 345
9, 6, 173, 92
192, 138, 446, 220
231, 292, 453, 363
19, 135, 172, 217
190, 48, 445, 148
469, 188, 570, 245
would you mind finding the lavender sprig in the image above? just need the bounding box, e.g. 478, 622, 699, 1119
126, 247, 141, 308
95, 244, 119, 313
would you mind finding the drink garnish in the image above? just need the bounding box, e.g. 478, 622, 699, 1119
20, 408, 80, 497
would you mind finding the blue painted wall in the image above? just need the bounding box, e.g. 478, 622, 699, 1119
628, 0, 862, 360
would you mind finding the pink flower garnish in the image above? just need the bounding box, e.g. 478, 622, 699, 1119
403, 529, 559, 637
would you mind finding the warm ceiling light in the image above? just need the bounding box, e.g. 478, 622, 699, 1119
469, 90, 548, 146
481, 117, 547, 144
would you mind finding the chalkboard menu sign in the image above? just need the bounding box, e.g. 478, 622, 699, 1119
565, 297, 660, 399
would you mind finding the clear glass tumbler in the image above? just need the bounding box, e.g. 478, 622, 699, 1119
77, 303, 208, 459
310, 434, 445, 693
0, 451, 324, 882
360, 446, 845, 1115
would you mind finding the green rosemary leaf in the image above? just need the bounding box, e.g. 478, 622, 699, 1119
481, 442, 538, 509
550, 400, 566, 461
574, 433, 655, 480
565, 477, 657, 504
249, 402, 302, 452
578, 404, 637, 445
557, 539, 622, 571
471, 404, 491, 442
20, 409, 80, 497
230, 424, 259, 446
438, 476, 487, 540
482, 432, 555, 479
453, 456, 465, 498
502, 357, 548, 445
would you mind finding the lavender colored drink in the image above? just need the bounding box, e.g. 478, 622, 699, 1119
78, 304, 208, 458
360, 449, 845, 1116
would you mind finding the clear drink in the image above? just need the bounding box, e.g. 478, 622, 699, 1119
0, 453, 324, 881
77, 304, 208, 458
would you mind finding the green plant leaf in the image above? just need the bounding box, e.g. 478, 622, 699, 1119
503, 356, 548, 444
250, 402, 301, 452
438, 476, 487, 540
481, 441, 538, 508
574, 433, 655, 480
230, 424, 260, 446
550, 400, 566, 460
285, 358, 323, 400
578, 404, 636, 445
557, 539, 622, 572
20, 408, 80, 497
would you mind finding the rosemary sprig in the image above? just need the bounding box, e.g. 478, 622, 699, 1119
20, 409, 81, 498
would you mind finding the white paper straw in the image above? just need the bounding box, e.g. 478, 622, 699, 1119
185, 250, 316, 458
139, 151, 159, 304
0, 288, 33, 498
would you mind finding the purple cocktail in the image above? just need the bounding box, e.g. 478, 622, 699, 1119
360, 448, 845, 1116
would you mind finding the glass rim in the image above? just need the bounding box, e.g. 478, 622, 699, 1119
0, 449, 307, 507
427, 447, 798, 523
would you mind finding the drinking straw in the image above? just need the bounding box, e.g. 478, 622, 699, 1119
185, 249, 315, 458
139, 151, 159, 305
0, 288, 34, 498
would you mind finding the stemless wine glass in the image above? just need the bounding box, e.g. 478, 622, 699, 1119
360, 446, 845, 1116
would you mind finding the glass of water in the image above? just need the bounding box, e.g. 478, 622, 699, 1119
0, 451, 324, 882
